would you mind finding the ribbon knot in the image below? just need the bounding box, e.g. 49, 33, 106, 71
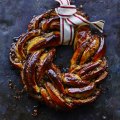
55, 5, 77, 18
55, 0, 105, 45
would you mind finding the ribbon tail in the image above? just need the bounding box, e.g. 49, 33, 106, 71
91, 20, 105, 33
75, 20, 105, 33
68, 14, 105, 33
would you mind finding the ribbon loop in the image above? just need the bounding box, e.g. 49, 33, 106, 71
55, 5, 77, 18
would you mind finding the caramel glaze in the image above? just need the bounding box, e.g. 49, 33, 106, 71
9, 9, 108, 109
29, 32, 61, 52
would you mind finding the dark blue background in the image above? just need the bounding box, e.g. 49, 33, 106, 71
0, 0, 120, 120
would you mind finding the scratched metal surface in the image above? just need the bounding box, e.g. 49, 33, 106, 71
0, 0, 120, 120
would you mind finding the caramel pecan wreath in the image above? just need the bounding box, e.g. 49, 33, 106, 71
9, 9, 108, 109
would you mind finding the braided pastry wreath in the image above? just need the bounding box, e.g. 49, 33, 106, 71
9, 8, 108, 109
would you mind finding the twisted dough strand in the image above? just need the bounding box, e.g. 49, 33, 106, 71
9, 9, 108, 109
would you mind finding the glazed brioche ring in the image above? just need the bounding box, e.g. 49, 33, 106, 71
9, 9, 108, 109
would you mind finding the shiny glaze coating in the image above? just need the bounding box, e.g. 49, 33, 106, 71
9, 9, 108, 109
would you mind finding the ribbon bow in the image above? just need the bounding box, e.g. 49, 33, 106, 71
55, 0, 105, 45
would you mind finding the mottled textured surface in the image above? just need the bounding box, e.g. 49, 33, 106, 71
0, 0, 120, 120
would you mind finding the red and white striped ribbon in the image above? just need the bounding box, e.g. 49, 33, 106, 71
55, 0, 105, 45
